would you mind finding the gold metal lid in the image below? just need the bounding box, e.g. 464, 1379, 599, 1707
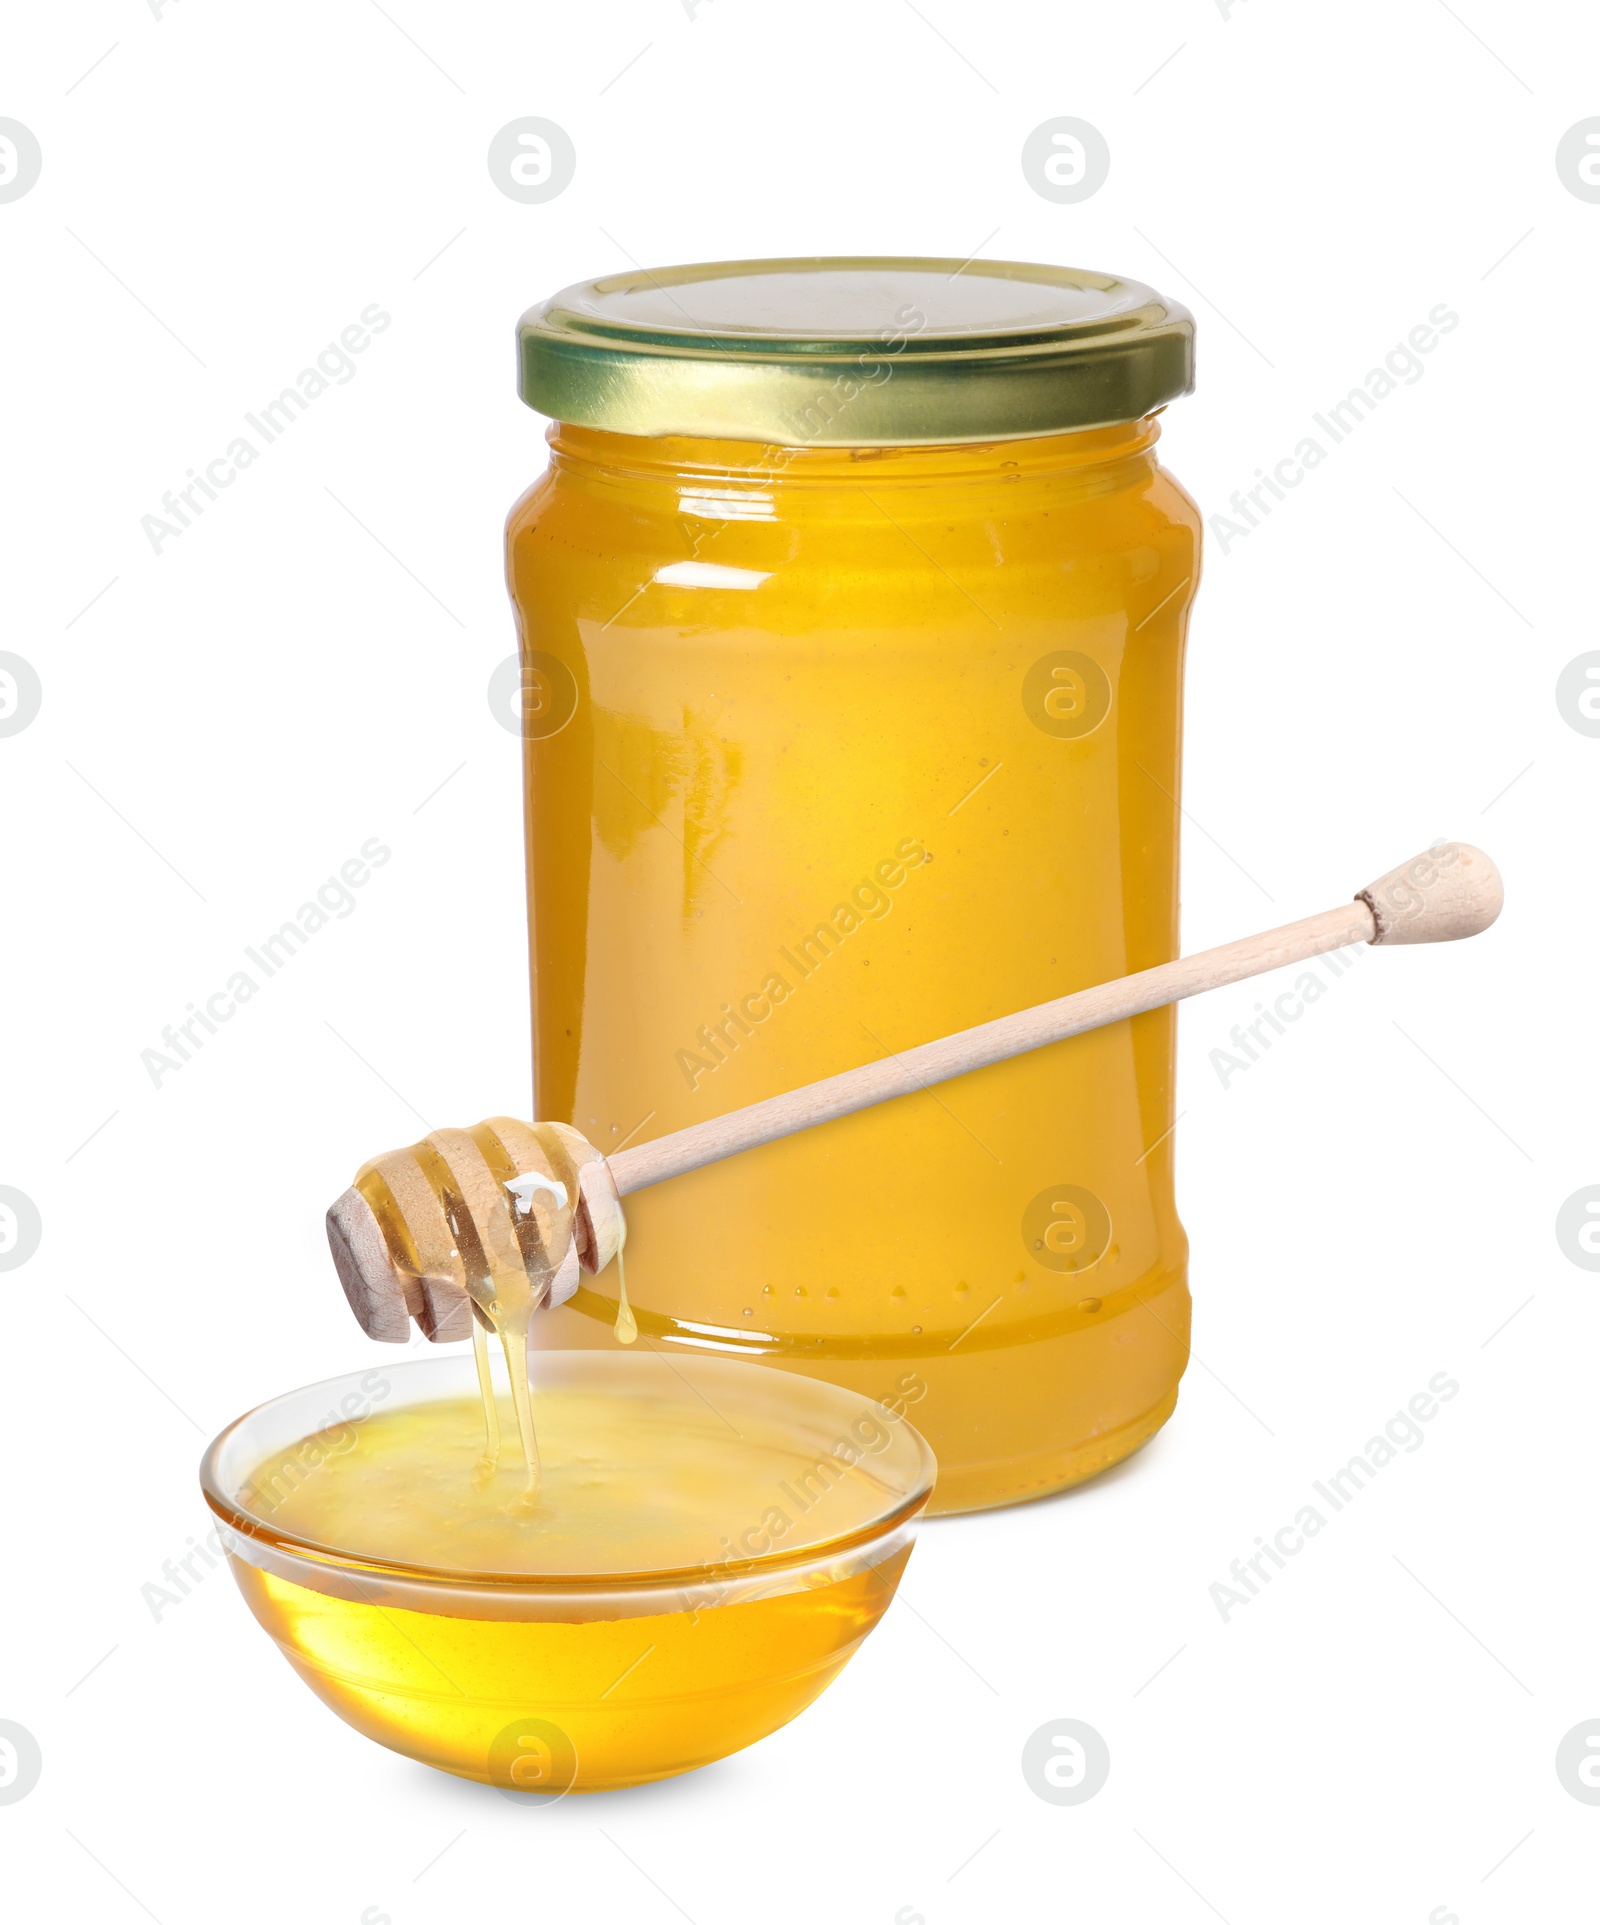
518, 256, 1194, 448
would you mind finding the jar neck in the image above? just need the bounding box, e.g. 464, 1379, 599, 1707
546, 415, 1165, 496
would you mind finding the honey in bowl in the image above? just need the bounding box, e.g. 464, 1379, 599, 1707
201, 1351, 934, 1792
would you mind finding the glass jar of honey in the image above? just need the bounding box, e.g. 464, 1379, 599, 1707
506, 259, 1200, 1513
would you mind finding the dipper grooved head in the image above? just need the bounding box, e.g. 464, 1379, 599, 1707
1358, 841, 1504, 946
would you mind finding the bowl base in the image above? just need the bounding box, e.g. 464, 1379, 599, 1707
232, 1542, 911, 1792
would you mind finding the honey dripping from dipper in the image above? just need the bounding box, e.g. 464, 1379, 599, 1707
330, 1120, 632, 1512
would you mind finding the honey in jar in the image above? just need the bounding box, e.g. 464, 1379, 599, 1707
505, 259, 1200, 1513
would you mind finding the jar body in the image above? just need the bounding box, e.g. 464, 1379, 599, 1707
506, 420, 1200, 1513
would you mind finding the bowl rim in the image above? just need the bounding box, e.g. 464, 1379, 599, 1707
198, 1351, 937, 1593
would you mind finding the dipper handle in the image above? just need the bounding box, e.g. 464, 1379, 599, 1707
329, 842, 1500, 1343
606, 841, 1502, 1196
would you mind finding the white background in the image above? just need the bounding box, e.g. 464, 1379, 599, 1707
2, 2, 1596, 1920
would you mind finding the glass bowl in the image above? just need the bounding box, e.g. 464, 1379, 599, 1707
199, 1350, 935, 1793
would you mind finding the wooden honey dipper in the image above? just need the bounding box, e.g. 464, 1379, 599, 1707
328, 841, 1502, 1344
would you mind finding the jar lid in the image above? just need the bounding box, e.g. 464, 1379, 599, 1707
518, 257, 1194, 447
